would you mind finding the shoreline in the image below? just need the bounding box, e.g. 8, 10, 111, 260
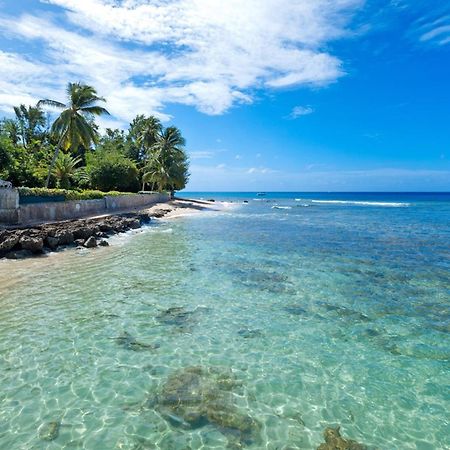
0, 198, 223, 260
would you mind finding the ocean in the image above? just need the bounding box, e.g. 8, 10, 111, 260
0, 192, 449, 449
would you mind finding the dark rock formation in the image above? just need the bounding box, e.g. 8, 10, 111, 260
153, 366, 260, 447
317, 427, 367, 450
0, 207, 177, 260
19, 235, 43, 253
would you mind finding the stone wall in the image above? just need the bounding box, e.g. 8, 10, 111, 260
0, 192, 170, 225
0, 188, 20, 224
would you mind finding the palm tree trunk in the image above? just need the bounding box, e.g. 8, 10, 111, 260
45, 135, 64, 188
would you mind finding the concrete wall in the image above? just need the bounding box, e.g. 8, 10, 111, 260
0, 188, 20, 224
0, 192, 170, 225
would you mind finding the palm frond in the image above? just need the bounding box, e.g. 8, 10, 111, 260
38, 99, 67, 109
81, 106, 110, 116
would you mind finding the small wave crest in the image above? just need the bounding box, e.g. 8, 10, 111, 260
272, 205, 292, 210
310, 200, 410, 207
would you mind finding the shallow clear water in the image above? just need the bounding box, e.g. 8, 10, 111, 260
1, 193, 449, 449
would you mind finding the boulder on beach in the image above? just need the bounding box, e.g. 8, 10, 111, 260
53, 229, 74, 245
0, 233, 19, 254
45, 236, 59, 250
84, 236, 97, 248
19, 235, 43, 253
73, 226, 95, 240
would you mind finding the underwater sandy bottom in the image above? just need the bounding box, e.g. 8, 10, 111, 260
0, 200, 449, 449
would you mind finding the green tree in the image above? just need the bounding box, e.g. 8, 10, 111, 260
127, 115, 162, 165
142, 126, 189, 195
13, 104, 47, 147
38, 82, 110, 188
52, 153, 82, 189
0, 119, 20, 145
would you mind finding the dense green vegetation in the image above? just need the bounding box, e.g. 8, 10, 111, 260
0, 82, 189, 196
17, 187, 131, 201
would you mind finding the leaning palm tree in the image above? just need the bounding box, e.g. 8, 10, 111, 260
38, 82, 109, 187
52, 153, 82, 189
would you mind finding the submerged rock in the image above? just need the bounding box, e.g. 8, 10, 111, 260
230, 266, 293, 293
38, 420, 60, 441
98, 239, 109, 247
284, 305, 308, 316
237, 328, 263, 339
317, 427, 367, 450
157, 306, 193, 329
321, 303, 370, 322
154, 366, 259, 447
115, 331, 159, 352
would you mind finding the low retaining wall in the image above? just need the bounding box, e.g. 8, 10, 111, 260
0, 188, 20, 224
2, 192, 169, 225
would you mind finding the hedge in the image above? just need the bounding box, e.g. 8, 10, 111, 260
18, 187, 133, 201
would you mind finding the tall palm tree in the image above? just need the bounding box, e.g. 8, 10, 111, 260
13, 104, 46, 147
142, 126, 189, 195
137, 116, 162, 154
38, 82, 109, 187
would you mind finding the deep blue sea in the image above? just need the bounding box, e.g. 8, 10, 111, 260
0, 192, 449, 449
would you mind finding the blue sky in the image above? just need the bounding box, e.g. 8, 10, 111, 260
0, 0, 449, 191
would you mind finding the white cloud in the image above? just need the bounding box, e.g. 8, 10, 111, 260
189, 151, 215, 159
289, 105, 314, 119
0, 0, 362, 121
415, 13, 450, 46
247, 167, 276, 174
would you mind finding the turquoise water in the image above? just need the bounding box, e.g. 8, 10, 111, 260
1, 193, 449, 449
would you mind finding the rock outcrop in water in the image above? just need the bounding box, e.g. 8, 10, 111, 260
317, 427, 367, 450
152, 366, 260, 448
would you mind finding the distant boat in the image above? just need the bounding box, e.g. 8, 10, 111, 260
256, 192, 267, 196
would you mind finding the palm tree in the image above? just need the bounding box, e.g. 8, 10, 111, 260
142, 126, 189, 195
13, 104, 46, 147
52, 153, 82, 189
137, 116, 162, 153
38, 82, 109, 187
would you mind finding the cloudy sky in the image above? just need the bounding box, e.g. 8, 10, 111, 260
0, 0, 449, 191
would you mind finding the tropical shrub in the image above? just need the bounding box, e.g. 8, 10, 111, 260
86, 151, 140, 192
18, 187, 132, 201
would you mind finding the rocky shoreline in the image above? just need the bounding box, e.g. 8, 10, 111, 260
0, 200, 210, 260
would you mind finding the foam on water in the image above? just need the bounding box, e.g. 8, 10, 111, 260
310, 199, 410, 207
0, 193, 449, 449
